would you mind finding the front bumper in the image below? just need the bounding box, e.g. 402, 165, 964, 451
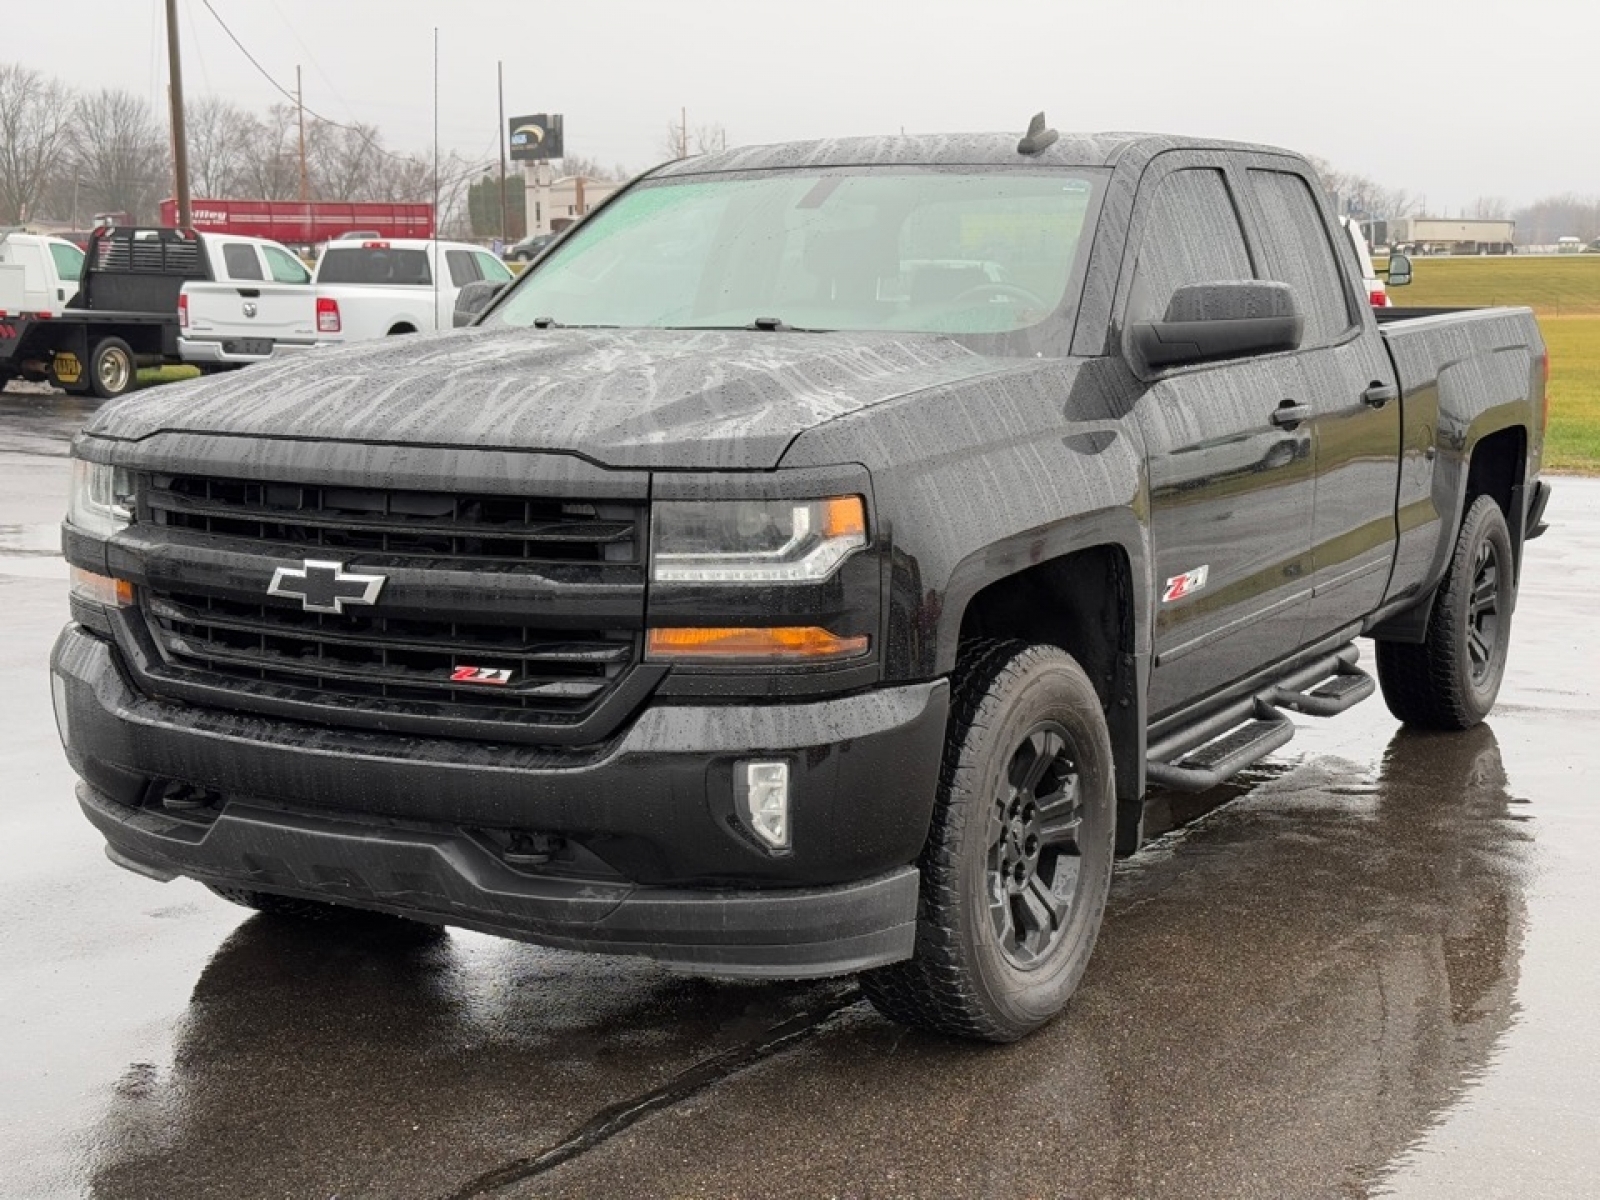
53, 624, 947, 977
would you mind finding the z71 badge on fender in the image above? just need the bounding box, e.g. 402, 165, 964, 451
1162, 565, 1210, 603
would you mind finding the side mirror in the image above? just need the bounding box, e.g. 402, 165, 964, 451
1385, 253, 1412, 288
453, 280, 504, 327
1131, 280, 1303, 368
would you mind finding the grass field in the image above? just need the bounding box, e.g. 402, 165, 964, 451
135, 364, 200, 388
1393, 255, 1600, 473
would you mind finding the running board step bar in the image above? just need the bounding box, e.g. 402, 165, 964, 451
1145, 644, 1374, 793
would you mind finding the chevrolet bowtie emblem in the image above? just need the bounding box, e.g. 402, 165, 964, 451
266, 559, 387, 614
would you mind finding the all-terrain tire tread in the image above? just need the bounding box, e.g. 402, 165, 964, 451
860, 639, 1079, 1041
1376, 495, 1509, 730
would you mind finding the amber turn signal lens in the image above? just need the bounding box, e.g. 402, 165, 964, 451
68, 567, 133, 608
647, 626, 869, 661
821, 496, 866, 539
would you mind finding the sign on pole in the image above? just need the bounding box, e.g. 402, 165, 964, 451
509, 114, 565, 162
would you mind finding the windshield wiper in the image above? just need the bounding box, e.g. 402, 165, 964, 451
527, 318, 621, 330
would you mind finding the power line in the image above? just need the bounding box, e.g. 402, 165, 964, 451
197, 0, 418, 167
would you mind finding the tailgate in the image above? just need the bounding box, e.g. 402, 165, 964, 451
185, 282, 316, 343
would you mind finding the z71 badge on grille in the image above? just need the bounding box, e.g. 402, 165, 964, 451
451, 666, 515, 686
266, 560, 387, 614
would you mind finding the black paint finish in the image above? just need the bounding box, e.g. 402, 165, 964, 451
54, 130, 1548, 973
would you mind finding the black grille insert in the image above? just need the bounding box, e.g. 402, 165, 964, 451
133, 474, 649, 733
145, 475, 641, 565
143, 591, 634, 719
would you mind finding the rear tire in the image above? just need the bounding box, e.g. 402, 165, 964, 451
860, 641, 1116, 1042
1376, 494, 1514, 729
88, 336, 135, 399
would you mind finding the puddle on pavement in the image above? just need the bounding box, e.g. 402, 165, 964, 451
0, 524, 62, 555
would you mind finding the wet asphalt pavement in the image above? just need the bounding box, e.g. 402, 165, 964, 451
2, 386, 1597, 1199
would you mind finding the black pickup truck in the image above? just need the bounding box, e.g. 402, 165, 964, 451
51, 125, 1550, 1041
1, 226, 208, 399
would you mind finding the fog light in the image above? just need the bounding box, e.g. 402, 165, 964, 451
737, 761, 791, 851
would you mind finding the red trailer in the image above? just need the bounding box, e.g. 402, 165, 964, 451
158, 199, 434, 244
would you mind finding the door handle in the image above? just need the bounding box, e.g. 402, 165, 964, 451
237, 288, 262, 298
1270, 400, 1311, 429
1363, 382, 1398, 408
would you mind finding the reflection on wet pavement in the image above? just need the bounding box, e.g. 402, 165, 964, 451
522, 725, 1531, 1200
74, 724, 1530, 1200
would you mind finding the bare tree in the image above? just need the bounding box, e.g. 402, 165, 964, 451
233, 105, 301, 201
306, 119, 388, 201
1469, 196, 1511, 220
560, 153, 630, 183
186, 96, 255, 198
0, 63, 74, 224
1305, 156, 1417, 221
68, 88, 167, 222
658, 117, 727, 162
1513, 194, 1600, 245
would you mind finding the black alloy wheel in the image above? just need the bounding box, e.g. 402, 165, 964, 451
1465, 537, 1502, 685
1376, 493, 1515, 729
988, 723, 1085, 968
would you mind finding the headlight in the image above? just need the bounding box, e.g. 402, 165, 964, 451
68, 460, 134, 538
651, 496, 866, 584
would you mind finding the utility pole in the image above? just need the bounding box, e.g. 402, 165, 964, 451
681, 106, 688, 159
296, 65, 309, 205
164, 0, 191, 226
497, 61, 508, 241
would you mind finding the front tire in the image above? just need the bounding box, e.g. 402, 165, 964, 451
861, 641, 1116, 1042
1376, 494, 1515, 729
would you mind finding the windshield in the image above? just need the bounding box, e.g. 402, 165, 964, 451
486, 167, 1103, 344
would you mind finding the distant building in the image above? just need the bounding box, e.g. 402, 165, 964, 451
523, 169, 620, 235
1386, 217, 1515, 256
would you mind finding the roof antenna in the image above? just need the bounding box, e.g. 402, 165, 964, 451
1017, 112, 1058, 156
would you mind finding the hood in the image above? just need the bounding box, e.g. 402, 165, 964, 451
88, 326, 1018, 470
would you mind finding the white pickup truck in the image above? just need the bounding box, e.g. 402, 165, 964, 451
313, 238, 513, 343
0, 231, 86, 313
179, 237, 512, 365
177, 235, 318, 366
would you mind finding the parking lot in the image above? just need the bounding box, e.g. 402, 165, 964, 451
3, 388, 1598, 1199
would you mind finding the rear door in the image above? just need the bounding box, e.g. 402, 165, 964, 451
1121, 157, 1317, 716
1238, 163, 1401, 636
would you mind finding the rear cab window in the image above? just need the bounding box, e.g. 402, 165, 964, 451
445, 249, 480, 287
317, 246, 433, 286
221, 243, 264, 281
1245, 170, 1356, 346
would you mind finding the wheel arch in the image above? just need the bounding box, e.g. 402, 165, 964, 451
941, 531, 1151, 853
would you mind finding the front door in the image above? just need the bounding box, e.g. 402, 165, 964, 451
1120, 161, 1317, 717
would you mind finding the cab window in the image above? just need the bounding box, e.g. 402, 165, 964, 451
221, 243, 264, 281
1126, 169, 1254, 327
263, 245, 310, 284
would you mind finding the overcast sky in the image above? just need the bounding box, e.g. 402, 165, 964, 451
12, 0, 1597, 214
